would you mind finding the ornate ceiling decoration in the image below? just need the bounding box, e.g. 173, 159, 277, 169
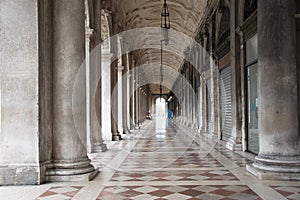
112, 0, 208, 93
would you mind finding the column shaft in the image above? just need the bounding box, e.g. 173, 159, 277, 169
247, 0, 300, 180
89, 0, 107, 152
122, 57, 130, 134
130, 69, 135, 130
111, 60, 121, 140
49, 0, 97, 181
226, 0, 242, 150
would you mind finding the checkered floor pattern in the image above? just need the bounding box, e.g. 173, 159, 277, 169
36, 186, 82, 200
111, 170, 238, 182
97, 185, 262, 200
29, 121, 300, 200
270, 186, 300, 200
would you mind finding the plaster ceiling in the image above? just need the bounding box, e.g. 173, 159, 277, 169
113, 0, 208, 93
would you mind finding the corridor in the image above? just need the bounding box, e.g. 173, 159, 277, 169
1, 120, 299, 200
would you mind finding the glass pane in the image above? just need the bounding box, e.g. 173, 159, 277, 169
247, 63, 259, 154
246, 34, 258, 64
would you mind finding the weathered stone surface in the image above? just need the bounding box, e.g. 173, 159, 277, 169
0, 166, 39, 185
247, 0, 300, 180
46, 0, 97, 182
0, 0, 41, 185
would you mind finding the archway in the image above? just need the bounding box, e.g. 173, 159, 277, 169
155, 97, 167, 134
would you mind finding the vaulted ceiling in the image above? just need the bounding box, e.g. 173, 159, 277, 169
107, 0, 209, 93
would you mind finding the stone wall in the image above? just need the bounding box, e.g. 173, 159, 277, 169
0, 0, 41, 185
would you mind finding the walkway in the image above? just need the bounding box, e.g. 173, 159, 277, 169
1, 121, 300, 200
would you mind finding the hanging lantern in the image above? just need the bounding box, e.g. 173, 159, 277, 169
161, 0, 170, 45
160, 85, 163, 101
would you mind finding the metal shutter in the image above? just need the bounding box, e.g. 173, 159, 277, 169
220, 66, 232, 141
206, 85, 212, 134
197, 78, 201, 129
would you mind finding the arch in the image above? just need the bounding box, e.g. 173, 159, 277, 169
84, 0, 95, 29
101, 10, 112, 52
84, 0, 95, 28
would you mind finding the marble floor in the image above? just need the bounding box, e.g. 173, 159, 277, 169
1, 121, 300, 200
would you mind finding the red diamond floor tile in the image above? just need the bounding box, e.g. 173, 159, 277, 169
97, 185, 262, 200
35, 186, 83, 200
110, 170, 238, 182
270, 186, 300, 200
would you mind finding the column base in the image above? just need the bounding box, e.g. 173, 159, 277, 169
226, 136, 242, 151
91, 143, 108, 153
130, 124, 135, 130
246, 154, 300, 180
46, 169, 99, 182
134, 124, 140, 129
123, 128, 131, 134
46, 158, 99, 182
208, 132, 218, 139
199, 128, 207, 135
191, 123, 198, 130
112, 134, 122, 141
184, 120, 189, 126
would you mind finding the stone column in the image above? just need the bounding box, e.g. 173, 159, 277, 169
183, 72, 186, 125
247, 0, 300, 180
134, 76, 140, 129
181, 72, 185, 124
117, 66, 124, 134
191, 62, 195, 129
296, 2, 300, 151
196, 76, 201, 130
236, 26, 247, 151
194, 51, 199, 129
126, 64, 131, 131
183, 70, 188, 125
226, 0, 242, 150
150, 97, 155, 119
192, 65, 197, 128
181, 77, 184, 124
192, 67, 196, 128
85, 27, 93, 153
186, 67, 190, 126
48, 0, 98, 182
130, 67, 135, 130
188, 68, 192, 127
177, 84, 181, 123
140, 90, 143, 124
101, 53, 112, 141
186, 69, 190, 126
89, 0, 107, 152
122, 54, 130, 134
111, 61, 122, 141
137, 84, 141, 127
208, 21, 218, 138
199, 77, 207, 134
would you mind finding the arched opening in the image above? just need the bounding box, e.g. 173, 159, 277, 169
155, 97, 167, 134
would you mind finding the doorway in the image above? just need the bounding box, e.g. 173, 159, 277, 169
155, 97, 167, 133
245, 34, 259, 154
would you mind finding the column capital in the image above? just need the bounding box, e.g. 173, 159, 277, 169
102, 53, 114, 61
85, 27, 94, 39
118, 66, 124, 71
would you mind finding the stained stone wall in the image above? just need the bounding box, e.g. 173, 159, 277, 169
296, 0, 300, 150
0, 0, 44, 185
